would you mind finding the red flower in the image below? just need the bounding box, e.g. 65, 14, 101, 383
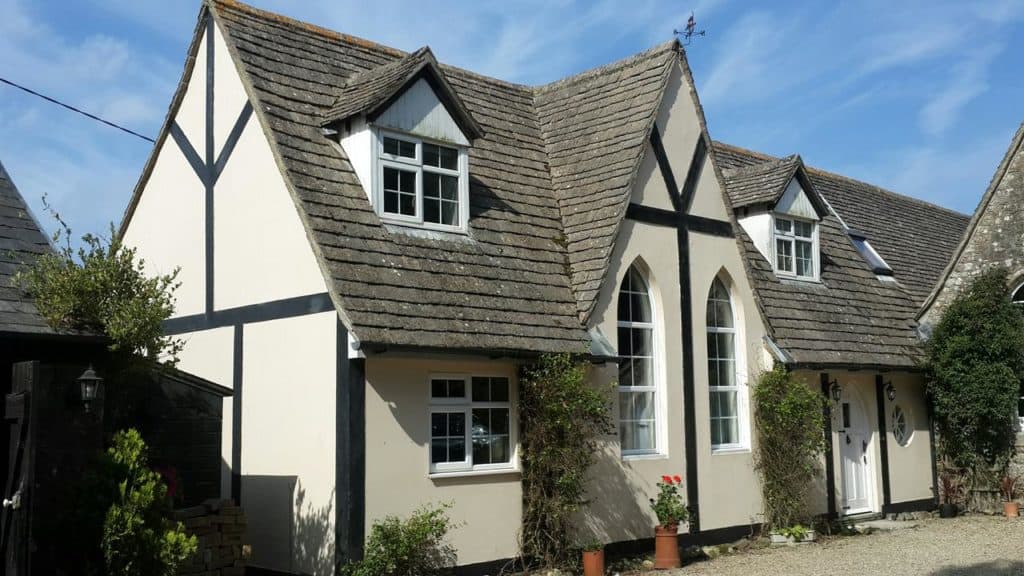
673, 475, 682, 484
661, 475, 672, 484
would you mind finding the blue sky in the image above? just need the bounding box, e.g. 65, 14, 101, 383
0, 0, 1021, 240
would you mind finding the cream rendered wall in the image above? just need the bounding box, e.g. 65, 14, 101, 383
121, 25, 208, 317
588, 219, 685, 543
364, 356, 522, 566
243, 312, 337, 575
211, 23, 327, 310
882, 373, 934, 503
738, 212, 772, 262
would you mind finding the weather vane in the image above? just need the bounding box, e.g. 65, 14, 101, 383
673, 12, 706, 46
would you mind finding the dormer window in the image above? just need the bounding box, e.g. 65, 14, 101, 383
375, 131, 469, 230
773, 215, 818, 279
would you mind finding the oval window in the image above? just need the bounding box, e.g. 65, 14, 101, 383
891, 405, 911, 447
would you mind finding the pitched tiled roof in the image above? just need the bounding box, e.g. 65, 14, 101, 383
206, 0, 681, 353
0, 161, 56, 335
721, 155, 801, 209
534, 42, 678, 318
321, 46, 483, 140
715, 142, 969, 305
714, 143, 941, 368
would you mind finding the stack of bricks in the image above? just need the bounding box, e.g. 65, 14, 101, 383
175, 499, 248, 575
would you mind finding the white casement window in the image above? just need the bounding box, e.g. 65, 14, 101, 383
773, 215, 818, 279
617, 265, 661, 456
375, 131, 469, 231
707, 277, 748, 451
429, 375, 514, 474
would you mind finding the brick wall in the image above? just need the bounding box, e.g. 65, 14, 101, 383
177, 499, 249, 576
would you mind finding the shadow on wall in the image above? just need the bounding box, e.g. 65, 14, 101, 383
929, 561, 1024, 575
576, 441, 653, 545
243, 475, 336, 576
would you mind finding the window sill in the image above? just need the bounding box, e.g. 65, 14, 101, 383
380, 217, 468, 237
775, 272, 820, 283
429, 467, 520, 480
711, 446, 750, 456
622, 452, 669, 462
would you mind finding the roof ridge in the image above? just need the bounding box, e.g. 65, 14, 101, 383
713, 140, 969, 219
209, 0, 405, 57
533, 39, 680, 95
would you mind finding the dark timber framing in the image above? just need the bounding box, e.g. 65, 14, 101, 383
640, 125, 725, 534
162, 292, 334, 335
336, 320, 366, 564
231, 324, 243, 502
875, 374, 893, 511
820, 372, 838, 518
166, 13, 255, 316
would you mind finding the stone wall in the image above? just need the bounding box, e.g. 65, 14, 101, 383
919, 125, 1024, 333
177, 499, 249, 576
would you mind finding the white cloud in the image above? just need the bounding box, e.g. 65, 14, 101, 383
918, 43, 1002, 136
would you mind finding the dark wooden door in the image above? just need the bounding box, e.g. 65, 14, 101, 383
1, 362, 35, 576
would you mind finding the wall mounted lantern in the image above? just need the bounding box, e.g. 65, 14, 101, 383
76, 365, 103, 413
885, 380, 896, 402
829, 379, 842, 402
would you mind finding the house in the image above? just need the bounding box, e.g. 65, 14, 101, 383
119, 1, 966, 574
918, 122, 1024, 456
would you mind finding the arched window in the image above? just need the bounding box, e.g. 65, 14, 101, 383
1013, 281, 1024, 426
617, 265, 658, 454
707, 277, 746, 449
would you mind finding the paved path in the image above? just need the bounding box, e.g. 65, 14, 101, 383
670, 516, 1024, 576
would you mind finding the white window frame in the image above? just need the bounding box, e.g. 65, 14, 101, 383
427, 373, 517, 476
372, 128, 470, 232
772, 214, 819, 281
707, 277, 750, 453
617, 266, 666, 459
1009, 281, 1023, 430
891, 404, 912, 447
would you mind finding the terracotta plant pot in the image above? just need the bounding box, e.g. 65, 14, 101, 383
654, 524, 681, 569
582, 549, 604, 576
1004, 501, 1020, 518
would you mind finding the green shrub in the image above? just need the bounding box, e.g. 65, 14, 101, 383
101, 429, 197, 576
753, 367, 826, 530
519, 353, 614, 568
343, 504, 457, 576
924, 267, 1024, 468
14, 206, 182, 364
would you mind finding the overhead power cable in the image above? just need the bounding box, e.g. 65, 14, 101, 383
0, 76, 155, 143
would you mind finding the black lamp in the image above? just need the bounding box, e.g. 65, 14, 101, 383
76, 365, 103, 413
829, 379, 842, 402
885, 380, 896, 402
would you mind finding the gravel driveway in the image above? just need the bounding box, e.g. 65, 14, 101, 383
671, 516, 1024, 576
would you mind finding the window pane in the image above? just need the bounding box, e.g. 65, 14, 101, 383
633, 357, 652, 388
449, 379, 465, 398
796, 240, 814, 277
424, 197, 440, 224
423, 143, 458, 169
383, 137, 415, 158
776, 239, 793, 271
717, 360, 736, 386
711, 418, 723, 446
424, 172, 440, 199
716, 332, 735, 361
383, 137, 399, 156
706, 332, 718, 359
723, 417, 739, 445
384, 166, 398, 189
449, 438, 465, 462
399, 170, 415, 192
714, 301, 733, 328
794, 220, 813, 238
431, 439, 448, 463
617, 327, 633, 357
431, 413, 446, 436
631, 392, 654, 420
632, 326, 652, 357
472, 408, 488, 435
633, 421, 656, 451
618, 291, 630, 320
399, 191, 415, 215
775, 218, 792, 233
472, 377, 489, 401
491, 408, 509, 434
618, 358, 634, 388
441, 174, 458, 200
440, 200, 458, 226
448, 412, 465, 436
490, 436, 509, 463
708, 360, 719, 387
491, 378, 509, 402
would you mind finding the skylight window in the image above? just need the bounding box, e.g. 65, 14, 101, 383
848, 232, 893, 276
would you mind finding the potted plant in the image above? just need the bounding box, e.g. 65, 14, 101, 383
649, 475, 687, 569
1000, 474, 1019, 518
581, 541, 604, 576
938, 469, 964, 518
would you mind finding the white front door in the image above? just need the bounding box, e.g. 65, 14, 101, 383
839, 389, 873, 515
